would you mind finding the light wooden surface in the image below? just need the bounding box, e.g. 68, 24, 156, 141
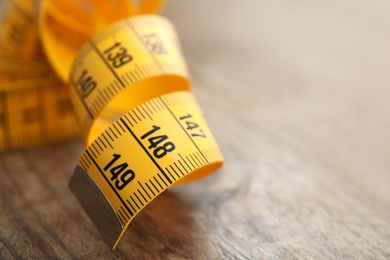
1, 0, 390, 259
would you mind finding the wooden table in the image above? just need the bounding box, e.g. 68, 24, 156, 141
1, 0, 390, 258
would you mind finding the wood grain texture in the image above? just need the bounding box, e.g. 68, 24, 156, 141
1, 0, 390, 259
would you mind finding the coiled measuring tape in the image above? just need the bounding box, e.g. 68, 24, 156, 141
1, 0, 224, 250
0, 0, 79, 150
65, 15, 224, 250
0, 0, 43, 59
39, 0, 164, 82
0, 72, 78, 151
70, 90, 223, 249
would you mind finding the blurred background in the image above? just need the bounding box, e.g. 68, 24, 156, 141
0, 0, 389, 258
164, 0, 390, 205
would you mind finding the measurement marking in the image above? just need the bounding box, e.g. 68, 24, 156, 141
122, 114, 134, 127
204, 148, 213, 162
134, 192, 144, 206
128, 112, 137, 124
123, 73, 134, 85
126, 21, 165, 72
165, 167, 176, 181
145, 182, 156, 196
117, 210, 126, 225
195, 151, 207, 165
96, 139, 104, 151
132, 110, 141, 122
160, 97, 210, 164
136, 107, 145, 119
135, 64, 146, 78
144, 102, 154, 116
79, 159, 86, 169
174, 162, 185, 176
89, 146, 97, 158
79, 156, 88, 169
102, 88, 111, 101
126, 199, 137, 213
186, 155, 196, 170
70, 76, 94, 119
89, 41, 126, 88
99, 89, 109, 103
112, 123, 122, 136
153, 176, 163, 190
140, 64, 151, 78
117, 121, 126, 132
162, 94, 172, 107
91, 101, 99, 116
96, 95, 105, 110
157, 173, 168, 187
137, 189, 148, 204
130, 195, 140, 209
155, 98, 164, 111
83, 153, 92, 166
178, 153, 191, 172
138, 181, 152, 199
129, 70, 138, 82
118, 208, 127, 221
140, 105, 152, 120
149, 99, 158, 113
120, 74, 130, 86
105, 130, 114, 141
114, 80, 123, 91
132, 68, 142, 81
91, 143, 100, 155
121, 205, 132, 218
103, 132, 114, 148
189, 153, 200, 168
170, 165, 181, 178
97, 136, 107, 149
120, 118, 172, 184
149, 179, 159, 194
153, 99, 163, 111
107, 83, 116, 96
86, 150, 132, 214
109, 127, 118, 139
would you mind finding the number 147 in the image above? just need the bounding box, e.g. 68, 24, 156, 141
179, 113, 206, 138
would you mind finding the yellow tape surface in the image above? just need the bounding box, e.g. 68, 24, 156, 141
0, 74, 78, 150
77, 91, 223, 249
1, 0, 224, 250
0, 0, 78, 150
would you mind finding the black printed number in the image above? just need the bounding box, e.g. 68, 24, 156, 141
103, 42, 133, 68
179, 113, 206, 138
75, 69, 97, 98
104, 154, 135, 190
141, 125, 175, 159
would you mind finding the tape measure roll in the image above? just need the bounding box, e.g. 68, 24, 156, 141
0, 0, 79, 150
66, 15, 224, 249
69, 91, 224, 249
68, 15, 188, 145
1, 0, 225, 250
0, 74, 79, 151
0, 0, 43, 60
39, 0, 164, 82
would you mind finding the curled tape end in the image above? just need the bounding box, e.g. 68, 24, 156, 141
69, 166, 123, 250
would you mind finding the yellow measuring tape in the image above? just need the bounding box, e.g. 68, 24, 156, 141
1, 0, 224, 250
0, 0, 79, 150
0, 0, 43, 59
0, 72, 78, 150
